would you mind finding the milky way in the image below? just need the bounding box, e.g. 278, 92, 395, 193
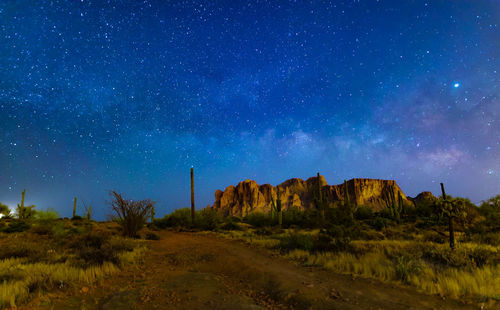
0, 1, 499, 218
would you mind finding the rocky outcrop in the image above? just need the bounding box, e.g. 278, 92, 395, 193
407, 191, 437, 205
212, 175, 415, 216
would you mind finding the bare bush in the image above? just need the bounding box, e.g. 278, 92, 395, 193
109, 191, 155, 238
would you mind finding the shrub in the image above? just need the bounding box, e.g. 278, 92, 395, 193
220, 220, 242, 231
394, 255, 421, 283
244, 212, 274, 227
313, 225, 356, 252
282, 207, 306, 228
71, 215, 83, 221
2, 220, 31, 233
195, 208, 223, 230
109, 191, 155, 238
34, 208, 59, 221
30, 223, 54, 236
355, 206, 374, 220
162, 208, 192, 228
0, 241, 45, 261
369, 217, 390, 231
279, 232, 314, 251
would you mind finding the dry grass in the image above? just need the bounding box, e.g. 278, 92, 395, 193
0, 246, 145, 309
223, 229, 500, 301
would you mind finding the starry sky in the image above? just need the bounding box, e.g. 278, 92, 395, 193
1, 1, 499, 219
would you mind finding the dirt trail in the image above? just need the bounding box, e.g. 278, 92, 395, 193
35, 231, 478, 310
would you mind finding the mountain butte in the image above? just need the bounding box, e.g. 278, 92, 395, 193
212, 175, 430, 217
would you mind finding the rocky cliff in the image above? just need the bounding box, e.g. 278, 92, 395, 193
212, 175, 413, 216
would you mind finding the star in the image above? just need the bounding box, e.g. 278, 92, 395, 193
453, 82, 460, 88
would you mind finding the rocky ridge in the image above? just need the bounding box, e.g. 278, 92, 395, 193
212, 175, 430, 217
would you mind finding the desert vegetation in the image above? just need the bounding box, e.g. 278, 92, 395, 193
154, 187, 500, 304
0, 190, 149, 309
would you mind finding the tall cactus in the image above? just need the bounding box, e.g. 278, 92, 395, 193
151, 206, 155, 222
17, 189, 35, 220
313, 172, 327, 223
20, 189, 26, 219
190, 167, 195, 224
271, 187, 282, 228
73, 197, 77, 218
87, 205, 92, 220
385, 187, 401, 221
343, 180, 353, 219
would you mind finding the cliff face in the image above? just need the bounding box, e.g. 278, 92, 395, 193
212, 175, 412, 216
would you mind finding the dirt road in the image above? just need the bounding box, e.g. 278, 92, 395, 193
36, 231, 478, 309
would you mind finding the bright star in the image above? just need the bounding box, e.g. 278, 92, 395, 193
453, 82, 460, 88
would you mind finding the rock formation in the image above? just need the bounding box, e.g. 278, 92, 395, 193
407, 191, 437, 206
212, 175, 416, 216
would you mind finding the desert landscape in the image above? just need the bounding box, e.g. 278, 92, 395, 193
0, 174, 499, 309
1, 0, 499, 309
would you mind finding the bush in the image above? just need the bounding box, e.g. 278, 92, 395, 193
313, 225, 356, 252
282, 207, 307, 228
0, 241, 46, 261
34, 208, 59, 221
109, 191, 155, 238
71, 215, 83, 221
195, 208, 223, 230
30, 223, 54, 236
244, 212, 274, 227
355, 206, 374, 220
69, 232, 133, 267
2, 220, 31, 233
220, 220, 242, 231
162, 208, 192, 228
394, 255, 421, 283
279, 232, 314, 251
369, 217, 390, 231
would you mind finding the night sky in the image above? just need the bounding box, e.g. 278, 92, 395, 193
1, 1, 499, 219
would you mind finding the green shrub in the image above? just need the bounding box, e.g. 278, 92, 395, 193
279, 232, 314, 251
282, 207, 306, 228
164, 208, 192, 228
30, 223, 54, 236
220, 220, 242, 231
244, 212, 274, 227
0, 241, 46, 261
71, 215, 84, 221
2, 220, 31, 233
195, 208, 223, 230
369, 217, 390, 231
394, 255, 421, 283
34, 208, 59, 221
355, 206, 374, 220
313, 225, 356, 252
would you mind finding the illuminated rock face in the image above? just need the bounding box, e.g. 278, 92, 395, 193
212, 175, 413, 216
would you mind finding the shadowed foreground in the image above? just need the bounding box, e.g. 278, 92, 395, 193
34, 231, 477, 310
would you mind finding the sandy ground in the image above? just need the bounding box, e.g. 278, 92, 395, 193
29, 230, 482, 310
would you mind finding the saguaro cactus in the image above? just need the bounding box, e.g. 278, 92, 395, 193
190, 167, 195, 224
438, 184, 468, 249
20, 189, 26, 219
271, 187, 283, 228
151, 206, 155, 222
87, 205, 92, 220
313, 172, 327, 223
73, 197, 77, 218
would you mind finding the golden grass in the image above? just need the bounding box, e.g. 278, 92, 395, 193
228, 230, 500, 300
0, 246, 145, 309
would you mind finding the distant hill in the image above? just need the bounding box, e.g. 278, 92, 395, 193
212, 175, 435, 216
